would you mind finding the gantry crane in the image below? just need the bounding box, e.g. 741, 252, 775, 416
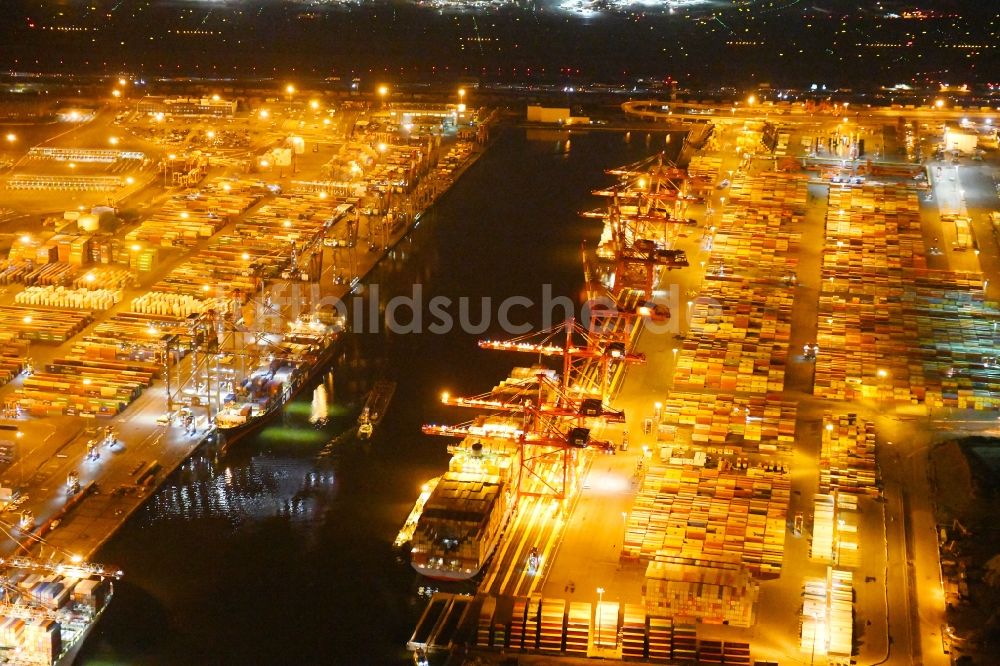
424, 368, 620, 500
589, 155, 691, 302
0, 538, 121, 638
0, 555, 122, 581
477, 318, 644, 403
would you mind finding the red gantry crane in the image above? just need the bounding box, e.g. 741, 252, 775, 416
423, 369, 621, 500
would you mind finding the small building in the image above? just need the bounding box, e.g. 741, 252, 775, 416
526, 105, 570, 124
136, 96, 237, 117
943, 128, 978, 155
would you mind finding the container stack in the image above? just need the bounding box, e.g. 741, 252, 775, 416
140, 191, 348, 307
509, 596, 527, 651
828, 568, 854, 659
72, 578, 110, 613
676, 276, 792, 394
72, 267, 135, 290
701, 639, 723, 663
724, 642, 752, 665
812, 492, 861, 568
816, 182, 1000, 409
126, 181, 259, 248
19, 354, 154, 418
0, 616, 61, 665
0, 306, 92, 343
708, 207, 801, 279
593, 600, 619, 650
820, 412, 878, 496
621, 603, 647, 659
523, 594, 541, 651
15, 286, 122, 310
676, 173, 802, 397
91, 313, 193, 351
726, 172, 808, 212
565, 601, 591, 656
673, 624, 698, 661
0, 333, 29, 387
130, 292, 218, 317
538, 598, 565, 652
19, 263, 78, 287
811, 494, 835, 563
643, 555, 759, 627
800, 568, 854, 662
687, 155, 722, 181
657, 392, 796, 455
646, 616, 672, 662
623, 465, 790, 577
475, 596, 495, 647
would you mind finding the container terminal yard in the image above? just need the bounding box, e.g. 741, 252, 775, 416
401, 104, 1000, 665
0, 86, 495, 664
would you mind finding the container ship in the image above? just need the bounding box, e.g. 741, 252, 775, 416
408, 436, 517, 581
214, 312, 346, 443
406, 367, 559, 581
357, 379, 396, 439
0, 556, 118, 666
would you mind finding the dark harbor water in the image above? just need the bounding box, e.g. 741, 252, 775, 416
80, 128, 680, 665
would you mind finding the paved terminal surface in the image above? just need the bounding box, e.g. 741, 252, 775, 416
0, 102, 490, 566
481, 114, 1000, 666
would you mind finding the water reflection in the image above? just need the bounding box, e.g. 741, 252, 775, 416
142, 454, 337, 527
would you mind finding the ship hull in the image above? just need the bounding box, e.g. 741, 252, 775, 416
411, 565, 479, 582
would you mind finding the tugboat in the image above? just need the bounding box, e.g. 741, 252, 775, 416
356, 379, 396, 440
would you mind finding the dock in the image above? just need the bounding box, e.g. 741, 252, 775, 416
0, 93, 495, 656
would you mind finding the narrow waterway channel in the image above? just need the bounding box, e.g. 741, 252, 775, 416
81, 128, 680, 665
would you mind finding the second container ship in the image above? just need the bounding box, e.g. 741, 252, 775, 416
214, 311, 346, 442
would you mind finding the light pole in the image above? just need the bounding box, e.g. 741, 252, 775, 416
377, 85, 388, 110
21, 316, 32, 374
596, 586, 605, 649
163, 153, 176, 188
654, 401, 662, 421
809, 612, 826, 666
